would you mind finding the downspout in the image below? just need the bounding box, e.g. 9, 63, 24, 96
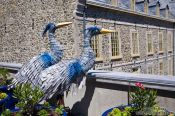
173, 23, 175, 76
83, 0, 87, 40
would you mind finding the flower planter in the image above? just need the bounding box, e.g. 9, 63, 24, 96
102, 105, 132, 116
102, 82, 175, 116
102, 105, 175, 116
0, 86, 18, 113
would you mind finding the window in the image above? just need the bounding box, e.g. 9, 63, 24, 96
131, 0, 135, 11
159, 60, 164, 75
110, 0, 118, 6
168, 58, 173, 75
144, 1, 148, 13
131, 30, 139, 56
168, 32, 173, 52
90, 35, 102, 61
159, 32, 163, 53
147, 32, 153, 54
110, 30, 121, 59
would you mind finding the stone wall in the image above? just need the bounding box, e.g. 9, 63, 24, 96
0, 0, 78, 63
73, 18, 174, 75
78, 3, 175, 75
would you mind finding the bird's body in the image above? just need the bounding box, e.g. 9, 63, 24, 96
12, 24, 113, 102
38, 47, 95, 100
13, 52, 59, 86
12, 22, 73, 87
36, 26, 113, 101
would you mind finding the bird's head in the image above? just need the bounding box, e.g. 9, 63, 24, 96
85, 25, 114, 37
42, 22, 72, 38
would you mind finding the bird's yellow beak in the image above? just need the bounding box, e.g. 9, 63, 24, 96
56, 22, 72, 28
100, 28, 115, 34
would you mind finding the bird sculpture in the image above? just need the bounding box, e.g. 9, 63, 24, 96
12, 22, 72, 87
36, 25, 114, 101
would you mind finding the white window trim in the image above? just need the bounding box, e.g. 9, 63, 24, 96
158, 31, 164, 53
109, 27, 122, 60
146, 31, 154, 55
167, 31, 173, 52
111, 0, 118, 6
168, 58, 173, 75
94, 34, 103, 62
130, 29, 140, 57
130, 0, 135, 11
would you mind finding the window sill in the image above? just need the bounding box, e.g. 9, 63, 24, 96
111, 55, 122, 61
147, 52, 154, 56
95, 58, 103, 63
131, 54, 140, 58
159, 51, 164, 54
168, 50, 173, 53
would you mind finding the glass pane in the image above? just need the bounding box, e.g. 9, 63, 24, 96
111, 31, 119, 57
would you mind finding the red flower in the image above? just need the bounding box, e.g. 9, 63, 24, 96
135, 82, 145, 89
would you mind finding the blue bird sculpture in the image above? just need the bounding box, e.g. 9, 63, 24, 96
37, 26, 114, 101
13, 22, 72, 87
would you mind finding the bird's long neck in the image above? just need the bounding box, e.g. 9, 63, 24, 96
48, 32, 63, 61
79, 31, 95, 73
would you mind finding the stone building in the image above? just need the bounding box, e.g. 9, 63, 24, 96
0, 0, 175, 76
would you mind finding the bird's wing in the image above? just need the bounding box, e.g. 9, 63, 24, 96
13, 52, 57, 87
38, 59, 81, 100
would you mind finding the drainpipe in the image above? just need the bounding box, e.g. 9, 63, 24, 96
83, 0, 87, 40
173, 23, 175, 75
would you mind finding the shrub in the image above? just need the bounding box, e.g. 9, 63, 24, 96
13, 83, 44, 115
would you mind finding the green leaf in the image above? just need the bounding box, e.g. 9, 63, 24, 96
13, 83, 44, 115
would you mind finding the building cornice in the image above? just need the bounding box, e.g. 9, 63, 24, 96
86, 0, 175, 23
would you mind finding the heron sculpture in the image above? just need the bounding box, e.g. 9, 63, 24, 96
36, 25, 114, 101
13, 22, 72, 87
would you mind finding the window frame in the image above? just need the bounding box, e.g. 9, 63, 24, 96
167, 31, 173, 52
158, 31, 164, 53
130, 0, 135, 11
146, 31, 154, 55
90, 34, 103, 62
168, 58, 173, 75
109, 28, 122, 60
130, 29, 140, 57
110, 0, 118, 6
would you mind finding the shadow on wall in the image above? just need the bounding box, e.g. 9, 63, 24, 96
70, 77, 175, 115
71, 79, 96, 116
70, 78, 129, 116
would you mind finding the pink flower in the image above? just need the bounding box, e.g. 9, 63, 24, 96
135, 82, 145, 89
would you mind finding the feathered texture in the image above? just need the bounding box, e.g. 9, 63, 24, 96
37, 26, 98, 101
13, 25, 100, 102
13, 30, 63, 87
